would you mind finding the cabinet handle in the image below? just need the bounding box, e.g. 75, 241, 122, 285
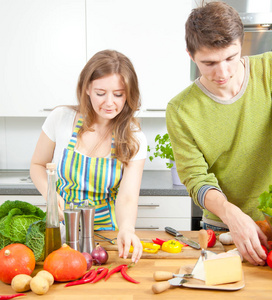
135, 226, 159, 230
42, 108, 53, 111
138, 204, 160, 208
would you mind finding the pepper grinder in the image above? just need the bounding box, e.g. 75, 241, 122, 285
80, 200, 95, 253
64, 202, 81, 251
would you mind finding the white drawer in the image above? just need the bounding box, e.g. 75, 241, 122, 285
137, 196, 191, 218
135, 218, 191, 231
0, 195, 46, 211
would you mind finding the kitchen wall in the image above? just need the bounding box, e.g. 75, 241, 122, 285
0, 116, 168, 170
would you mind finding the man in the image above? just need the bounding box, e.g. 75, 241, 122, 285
166, 1, 272, 265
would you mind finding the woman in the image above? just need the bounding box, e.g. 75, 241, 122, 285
30, 50, 147, 263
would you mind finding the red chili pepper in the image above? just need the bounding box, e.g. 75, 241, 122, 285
65, 270, 98, 287
0, 295, 26, 300
82, 269, 96, 280
104, 264, 127, 281
152, 238, 166, 245
120, 265, 140, 284
91, 267, 108, 283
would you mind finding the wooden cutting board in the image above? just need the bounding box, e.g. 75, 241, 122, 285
95, 230, 225, 259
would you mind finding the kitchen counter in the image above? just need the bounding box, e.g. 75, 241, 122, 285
0, 170, 189, 196
0, 230, 271, 299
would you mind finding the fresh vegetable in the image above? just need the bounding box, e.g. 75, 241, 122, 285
11, 274, 32, 292
268, 241, 272, 251
65, 269, 98, 287
219, 232, 234, 245
82, 252, 93, 270
0, 244, 35, 284
91, 244, 109, 265
266, 251, 272, 268
0, 200, 46, 262
207, 229, 216, 247
152, 238, 166, 246
36, 270, 54, 286
130, 241, 160, 254
161, 240, 183, 253
30, 276, 49, 295
104, 264, 127, 281
43, 244, 87, 282
91, 267, 108, 283
261, 245, 268, 257
120, 265, 139, 284
255, 220, 272, 241
258, 185, 272, 216
0, 294, 26, 300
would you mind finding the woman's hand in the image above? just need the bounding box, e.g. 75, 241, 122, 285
57, 193, 65, 222
117, 229, 143, 263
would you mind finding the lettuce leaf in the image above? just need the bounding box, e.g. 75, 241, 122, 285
258, 185, 272, 216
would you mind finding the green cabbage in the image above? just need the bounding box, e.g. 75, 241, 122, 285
0, 200, 46, 261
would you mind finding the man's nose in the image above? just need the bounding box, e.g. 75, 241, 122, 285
216, 61, 228, 78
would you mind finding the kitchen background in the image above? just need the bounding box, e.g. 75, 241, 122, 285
1, 0, 271, 170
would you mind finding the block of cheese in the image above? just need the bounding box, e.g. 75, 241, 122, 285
203, 254, 242, 286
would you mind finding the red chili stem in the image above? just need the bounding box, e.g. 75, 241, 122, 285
65, 270, 98, 287
91, 267, 108, 283
120, 265, 140, 284
104, 264, 127, 281
0, 295, 27, 300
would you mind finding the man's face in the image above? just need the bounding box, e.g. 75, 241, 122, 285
191, 40, 242, 90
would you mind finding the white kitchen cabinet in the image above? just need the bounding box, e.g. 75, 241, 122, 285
136, 196, 191, 230
0, 195, 46, 211
0, 0, 86, 116
86, 0, 192, 112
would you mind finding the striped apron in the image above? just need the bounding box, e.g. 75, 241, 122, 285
56, 117, 123, 231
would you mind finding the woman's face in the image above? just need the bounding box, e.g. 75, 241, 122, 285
86, 73, 126, 122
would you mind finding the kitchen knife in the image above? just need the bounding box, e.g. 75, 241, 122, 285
153, 271, 193, 281
165, 226, 201, 249
199, 229, 208, 260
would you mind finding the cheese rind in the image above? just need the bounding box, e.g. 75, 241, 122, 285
203, 255, 242, 286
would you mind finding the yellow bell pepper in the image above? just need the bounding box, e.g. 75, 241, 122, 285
129, 241, 160, 254
161, 240, 183, 253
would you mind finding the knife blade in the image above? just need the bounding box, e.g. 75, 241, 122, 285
165, 226, 201, 249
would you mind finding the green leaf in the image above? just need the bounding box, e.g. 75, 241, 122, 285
25, 220, 46, 262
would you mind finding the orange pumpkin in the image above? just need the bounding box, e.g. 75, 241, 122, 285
256, 220, 272, 241
0, 243, 36, 284
43, 244, 87, 282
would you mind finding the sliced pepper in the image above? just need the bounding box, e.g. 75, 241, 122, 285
161, 239, 183, 253
129, 241, 160, 254
152, 238, 166, 246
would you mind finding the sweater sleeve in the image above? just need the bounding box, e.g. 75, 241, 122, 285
166, 93, 222, 208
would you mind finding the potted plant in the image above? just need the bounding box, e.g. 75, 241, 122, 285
147, 133, 182, 185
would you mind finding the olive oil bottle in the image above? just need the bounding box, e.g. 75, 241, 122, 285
45, 163, 61, 258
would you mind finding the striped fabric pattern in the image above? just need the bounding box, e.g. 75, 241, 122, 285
56, 117, 123, 231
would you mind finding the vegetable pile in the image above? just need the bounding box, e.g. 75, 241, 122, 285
0, 200, 46, 262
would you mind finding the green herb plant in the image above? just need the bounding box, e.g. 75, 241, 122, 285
258, 185, 272, 216
147, 133, 174, 169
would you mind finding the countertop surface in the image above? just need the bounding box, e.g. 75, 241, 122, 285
0, 230, 271, 299
0, 170, 189, 197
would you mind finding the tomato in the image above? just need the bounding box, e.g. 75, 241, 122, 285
261, 245, 268, 256
266, 251, 272, 268
207, 229, 216, 247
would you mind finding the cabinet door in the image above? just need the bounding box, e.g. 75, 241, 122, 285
0, 0, 86, 116
86, 0, 191, 112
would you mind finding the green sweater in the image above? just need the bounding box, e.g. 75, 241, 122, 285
166, 52, 272, 225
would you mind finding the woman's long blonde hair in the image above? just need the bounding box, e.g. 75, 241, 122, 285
76, 50, 141, 165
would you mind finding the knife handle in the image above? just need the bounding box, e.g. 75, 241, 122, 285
165, 226, 180, 236
153, 271, 173, 281
199, 229, 208, 249
152, 281, 171, 294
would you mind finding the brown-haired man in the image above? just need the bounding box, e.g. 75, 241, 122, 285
166, 1, 271, 265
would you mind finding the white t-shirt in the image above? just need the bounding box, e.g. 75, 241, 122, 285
42, 106, 147, 166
